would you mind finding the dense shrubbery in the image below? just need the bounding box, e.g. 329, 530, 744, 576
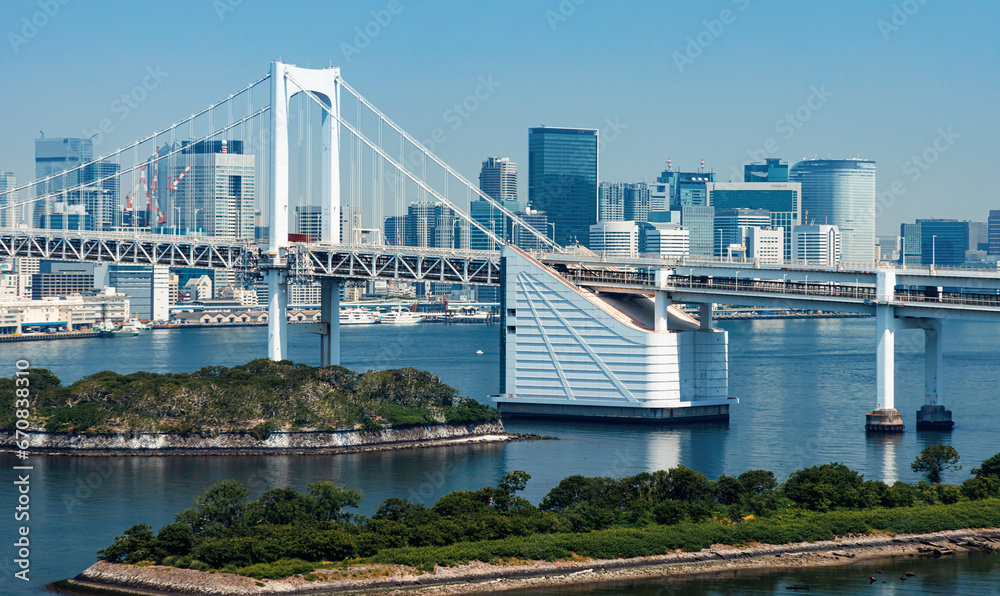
97, 453, 1000, 579
0, 360, 499, 435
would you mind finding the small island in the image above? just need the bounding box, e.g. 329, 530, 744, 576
62, 452, 1000, 595
0, 359, 513, 455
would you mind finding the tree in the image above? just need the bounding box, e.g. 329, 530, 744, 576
98, 523, 155, 563
911, 444, 961, 484
175, 479, 250, 537
972, 452, 1000, 479
307, 481, 363, 522
782, 463, 865, 511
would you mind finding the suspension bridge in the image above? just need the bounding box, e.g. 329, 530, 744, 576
1, 62, 998, 430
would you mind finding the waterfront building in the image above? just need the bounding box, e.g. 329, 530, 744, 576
989, 210, 1000, 256
30, 273, 94, 299
713, 208, 770, 258
0, 171, 18, 228
681, 205, 715, 257
792, 224, 842, 266
0, 289, 130, 334
789, 159, 876, 263
479, 157, 517, 202
915, 219, 970, 267
528, 127, 598, 247
744, 158, 789, 183
743, 226, 784, 264
108, 264, 170, 321
706, 181, 801, 262
589, 221, 640, 256
641, 223, 690, 258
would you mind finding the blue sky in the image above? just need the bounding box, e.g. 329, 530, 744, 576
2, 0, 997, 234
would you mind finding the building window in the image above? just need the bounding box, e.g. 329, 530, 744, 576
507, 326, 516, 334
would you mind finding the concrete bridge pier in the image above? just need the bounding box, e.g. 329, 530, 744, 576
699, 303, 714, 330
866, 304, 904, 432
915, 320, 953, 430
266, 269, 289, 361
318, 279, 341, 367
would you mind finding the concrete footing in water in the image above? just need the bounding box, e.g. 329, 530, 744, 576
916, 404, 955, 430
498, 402, 730, 423
865, 408, 905, 432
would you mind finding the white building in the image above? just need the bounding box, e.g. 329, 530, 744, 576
641, 223, 690, 258
598, 182, 625, 222
743, 226, 784, 264
183, 275, 213, 301
792, 224, 842, 266
0, 290, 130, 334
589, 221, 640, 256
496, 247, 730, 422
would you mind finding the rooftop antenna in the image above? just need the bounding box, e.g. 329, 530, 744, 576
667, 157, 672, 171
700, 158, 705, 173
39, 130, 45, 139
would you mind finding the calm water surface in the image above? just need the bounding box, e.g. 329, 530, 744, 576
0, 318, 997, 594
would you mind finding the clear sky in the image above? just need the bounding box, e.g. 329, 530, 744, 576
2, 0, 997, 234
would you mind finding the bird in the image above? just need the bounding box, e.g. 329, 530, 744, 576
869, 576, 877, 584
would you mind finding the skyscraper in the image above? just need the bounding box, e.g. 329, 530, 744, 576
82, 160, 120, 231
989, 210, 1000, 256
34, 137, 93, 228
656, 165, 715, 209
681, 205, 715, 257
915, 219, 970, 267
790, 159, 876, 263
598, 182, 625, 221
479, 157, 517, 202
0, 172, 18, 228
172, 140, 255, 238
528, 127, 598, 246
744, 158, 789, 183
900, 223, 921, 263
713, 208, 770, 258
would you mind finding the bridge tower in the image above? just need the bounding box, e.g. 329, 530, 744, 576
266, 61, 342, 364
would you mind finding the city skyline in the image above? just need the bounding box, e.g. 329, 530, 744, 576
0, 1, 997, 236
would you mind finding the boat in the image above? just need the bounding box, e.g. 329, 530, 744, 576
339, 307, 380, 325
380, 306, 423, 325
95, 321, 138, 338
125, 316, 152, 331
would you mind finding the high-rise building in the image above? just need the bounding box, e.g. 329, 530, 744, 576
876, 235, 901, 262
916, 219, 970, 267
528, 127, 598, 247
479, 157, 517, 202
511, 208, 551, 251
744, 158, 789, 183
589, 221, 639, 256
681, 205, 715, 257
790, 159, 875, 263
108, 264, 170, 321
34, 137, 93, 228
713, 208, 770, 258
383, 215, 406, 246
624, 182, 650, 222
598, 182, 625, 221
294, 206, 323, 240
0, 172, 18, 228
792, 224, 842, 266
706, 181, 801, 262
170, 140, 255, 238
989, 210, 1000, 256
82, 160, 120, 230
405, 202, 456, 249
968, 221, 988, 252
901, 223, 921, 264
656, 165, 715, 209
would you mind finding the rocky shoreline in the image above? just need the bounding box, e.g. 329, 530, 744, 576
61, 528, 1000, 596
0, 421, 545, 456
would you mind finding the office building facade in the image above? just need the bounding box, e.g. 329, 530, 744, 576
790, 159, 876, 263
915, 219, 970, 267
34, 137, 92, 228
656, 166, 715, 209
744, 158, 789, 183
743, 227, 783, 264
706, 181, 801, 262
989, 210, 1000, 256
792, 224, 842, 266
598, 182, 625, 222
681, 205, 715, 257
528, 127, 598, 247
479, 157, 517, 202
713, 208, 770, 258
170, 141, 255, 239
0, 172, 18, 228
641, 223, 690, 258
589, 221, 639, 256
108, 265, 170, 321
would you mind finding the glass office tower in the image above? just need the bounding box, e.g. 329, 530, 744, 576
528, 127, 598, 247
790, 159, 875, 264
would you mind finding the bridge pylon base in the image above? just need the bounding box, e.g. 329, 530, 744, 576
865, 408, 905, 432
915, 404, 954, 431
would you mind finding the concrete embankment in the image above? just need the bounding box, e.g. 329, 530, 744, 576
64, 528, 1000, 596
0, 421, 511, 456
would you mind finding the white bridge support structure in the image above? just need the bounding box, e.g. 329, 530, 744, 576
266, 61, 342, 362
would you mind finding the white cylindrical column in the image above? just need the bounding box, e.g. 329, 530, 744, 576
875, 305, 895, 410
654, 291, 669, 331
267, 269, 288, 361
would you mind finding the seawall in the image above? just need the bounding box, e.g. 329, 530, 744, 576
0, 421, 509, 456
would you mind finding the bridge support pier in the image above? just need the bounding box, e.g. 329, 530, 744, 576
916, 321, 953, 430
699, 303, 714, 330
267, 270, 288, 361
654, 291, 669, 331
319, 280, 341, 367
866, 304, 904, 432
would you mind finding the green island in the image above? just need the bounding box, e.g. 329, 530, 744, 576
89, 448, 1000, 585
0, 360, 499, 436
